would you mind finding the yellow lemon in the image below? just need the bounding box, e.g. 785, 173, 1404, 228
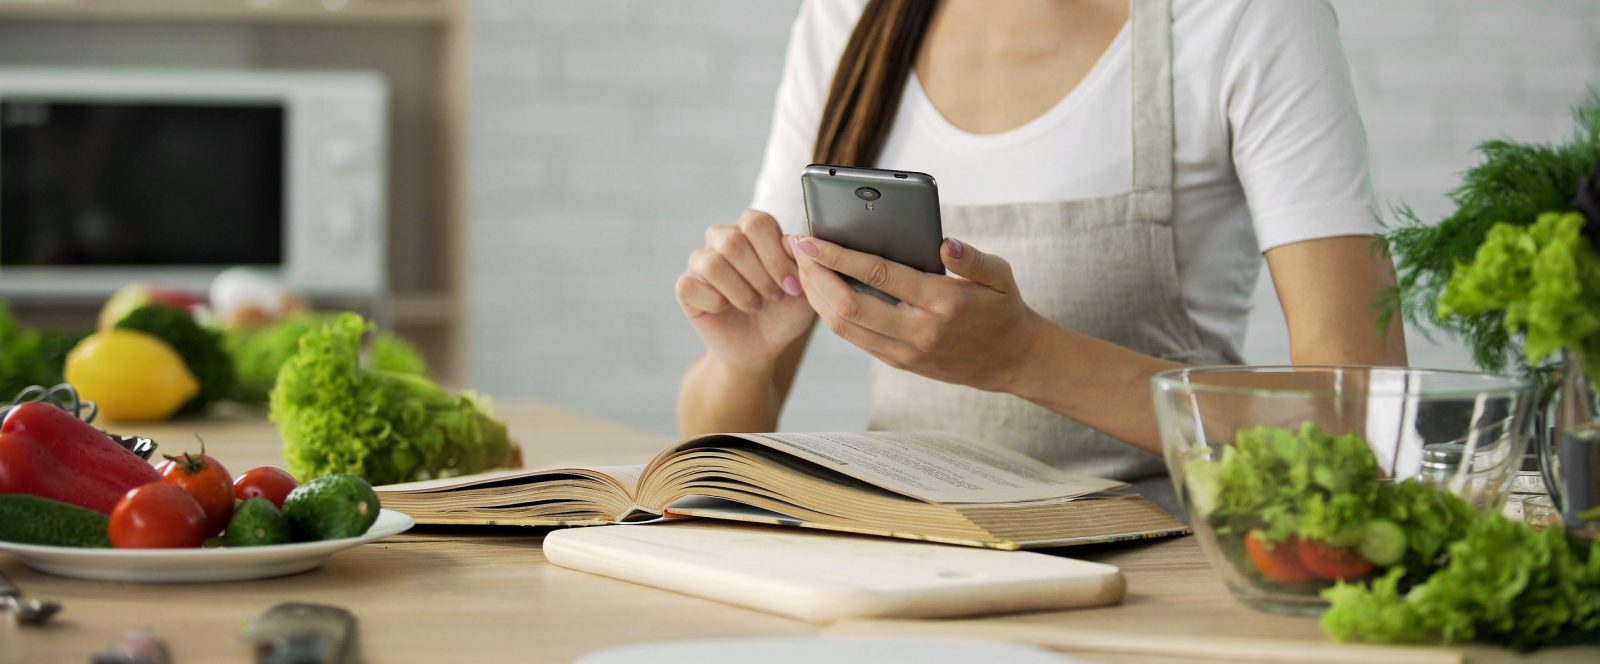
65, 329, 199, 422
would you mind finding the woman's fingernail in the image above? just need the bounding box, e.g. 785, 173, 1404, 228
795, 238, 820, 257
782, 275, 803, 296
945, 238, 964, 259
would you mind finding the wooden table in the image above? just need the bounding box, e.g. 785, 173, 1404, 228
1, 401, 1592, 663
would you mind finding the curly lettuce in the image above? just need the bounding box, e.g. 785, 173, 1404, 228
1438, 211, 1600, 380
1323, 515, 1600, 649
1195, 422, 1599, 648
1194, 423, 1478, 570
231, 314, 429, 403
268, 314, 512, 485
1194, 423, 1383, 545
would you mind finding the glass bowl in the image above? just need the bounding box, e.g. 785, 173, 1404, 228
1151, 366, 1534, 615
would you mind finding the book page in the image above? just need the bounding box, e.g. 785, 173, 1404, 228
703, 432, 1126, 504
375, 464, 646, 497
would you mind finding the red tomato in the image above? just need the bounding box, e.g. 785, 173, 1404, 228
1244, 531, 1317, 584
233, 467, 298, 509
109, 483, 209, 549
1295, 539, 1376, 581
156, 448, 233, 536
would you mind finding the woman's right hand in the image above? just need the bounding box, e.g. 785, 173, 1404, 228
676, 210, 815, 368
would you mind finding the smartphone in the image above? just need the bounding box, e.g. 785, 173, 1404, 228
800, 164, 943, 303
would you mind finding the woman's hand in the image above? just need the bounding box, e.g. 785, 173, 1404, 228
792, 235, 1046, 393
676, 210, 815, 369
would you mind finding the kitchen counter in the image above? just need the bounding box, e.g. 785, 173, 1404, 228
2, 401, 1592, 663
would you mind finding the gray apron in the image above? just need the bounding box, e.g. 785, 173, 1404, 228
867, 0, 1238, 515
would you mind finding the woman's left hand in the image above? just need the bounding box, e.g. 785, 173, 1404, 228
791, 235, 1046, 393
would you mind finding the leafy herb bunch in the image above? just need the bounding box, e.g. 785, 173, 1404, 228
1385, 96, 1600, 375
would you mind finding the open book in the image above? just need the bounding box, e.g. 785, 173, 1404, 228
375, 431, 1188, 550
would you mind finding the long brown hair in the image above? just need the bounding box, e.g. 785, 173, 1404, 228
813, 0, 938, 167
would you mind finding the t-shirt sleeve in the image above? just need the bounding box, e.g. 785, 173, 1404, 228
1223, 0, 1379, 252
748, 0, 866, 235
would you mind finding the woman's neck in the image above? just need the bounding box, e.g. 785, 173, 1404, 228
917, 0, 1129, 134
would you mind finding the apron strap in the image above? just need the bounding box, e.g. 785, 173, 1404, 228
1130, 0, 1175, 224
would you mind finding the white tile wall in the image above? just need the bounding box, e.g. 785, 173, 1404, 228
466, 0, 1600, 436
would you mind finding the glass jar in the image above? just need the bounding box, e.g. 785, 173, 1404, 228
1542, 350, 1600, 540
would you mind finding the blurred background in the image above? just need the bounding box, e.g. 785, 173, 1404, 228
0, 0, 1596, 436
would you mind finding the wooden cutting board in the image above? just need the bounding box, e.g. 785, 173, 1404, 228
543, 522, 1125, 624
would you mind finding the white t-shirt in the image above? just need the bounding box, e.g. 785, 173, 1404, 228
749, 0, 1379, 359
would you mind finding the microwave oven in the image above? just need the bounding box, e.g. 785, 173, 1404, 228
0, 68, 387, 298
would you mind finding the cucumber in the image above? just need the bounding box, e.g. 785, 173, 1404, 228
283, 474, 380, 541
1358, 518, 1407, 567
225, 498, 292, 547
0, 494, 111, 548
1183, 460, 1222, 519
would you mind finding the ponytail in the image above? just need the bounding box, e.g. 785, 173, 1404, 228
813, 0, 938, 167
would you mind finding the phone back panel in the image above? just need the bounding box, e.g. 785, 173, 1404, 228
801, 164, 944, 276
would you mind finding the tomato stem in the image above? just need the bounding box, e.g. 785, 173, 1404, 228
161, 435, 210, 474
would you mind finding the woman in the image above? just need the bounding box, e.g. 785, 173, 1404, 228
674, 0, 1406, 511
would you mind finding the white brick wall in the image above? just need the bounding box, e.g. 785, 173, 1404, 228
466, 0, 1600, 436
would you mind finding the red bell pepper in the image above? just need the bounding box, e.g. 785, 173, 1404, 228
0, 402, 159, 514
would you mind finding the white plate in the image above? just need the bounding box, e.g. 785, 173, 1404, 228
0, 509, 414, 583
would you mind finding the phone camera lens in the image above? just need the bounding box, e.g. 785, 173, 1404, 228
856, 187, 880, 201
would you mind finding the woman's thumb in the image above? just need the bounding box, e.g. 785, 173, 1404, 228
941, 238, 1013, 290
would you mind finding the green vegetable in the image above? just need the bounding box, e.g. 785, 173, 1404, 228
0, 494, 111, 548
230, 314, 428, 404
269, 314, 511, 485
1357, 519, 1407, 568
1384, 96, 1600, 375
1323, 515, 1600, 649
1192, 423, 1384, 546
0, 301, 87, 399
1438, 212, 1600, 382
224, 497, 292, 547
1197, 422, 1598, 648
1192, 423, 1476, 572
370, 334, 428, 377
114, 304, 235, 414
282, 473, 381, 541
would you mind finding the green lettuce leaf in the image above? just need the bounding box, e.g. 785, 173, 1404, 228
230, 314, 429, 404
1439, 211, 1600, 380
1323, 516, 1600, 649
268, 314, 511, 485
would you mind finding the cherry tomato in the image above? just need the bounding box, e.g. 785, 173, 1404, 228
234, 467, 298, 510
155, 444, 233, 536
1244, 530, 1316, 584
1295, 539, 1376, 581
109, 483, 208, 549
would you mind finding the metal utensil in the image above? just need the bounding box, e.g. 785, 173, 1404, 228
2, 383, 98, 424
107, 433, 160, 461
245, 602, 359, 664
0, 568, 61, 625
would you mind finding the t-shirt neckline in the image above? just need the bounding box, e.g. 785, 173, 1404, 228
907, 21, 1131, 152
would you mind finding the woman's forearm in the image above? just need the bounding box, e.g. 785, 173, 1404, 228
677, 353, 784, 435
676, 328, 813, 436
1004, 315, 1182, 455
